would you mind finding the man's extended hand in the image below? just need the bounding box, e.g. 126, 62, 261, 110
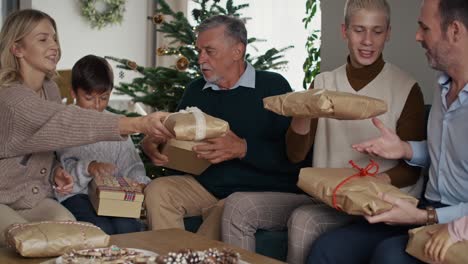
54, 167, 73, 195
193, 130, 247, 164
141, 136, 169, 166
364, 192, 427, 225
352, 118, 413, 160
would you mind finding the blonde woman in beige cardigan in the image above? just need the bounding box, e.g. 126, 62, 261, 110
0, 9, 173, 246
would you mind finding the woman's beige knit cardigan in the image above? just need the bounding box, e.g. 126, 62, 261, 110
0, 80, 123, 210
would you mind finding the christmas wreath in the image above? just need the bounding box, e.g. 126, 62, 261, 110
81, 0, 126, 29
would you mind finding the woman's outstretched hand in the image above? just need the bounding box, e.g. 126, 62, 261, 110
118, 111, 174, 140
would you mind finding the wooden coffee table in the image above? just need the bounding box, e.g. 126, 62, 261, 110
0, 228, 284, 264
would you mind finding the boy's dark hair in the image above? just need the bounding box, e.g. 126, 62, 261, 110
71, 55, 113, 94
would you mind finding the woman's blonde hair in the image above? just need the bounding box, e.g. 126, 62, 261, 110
344, 0, 391, 28
0, 9, 61, 88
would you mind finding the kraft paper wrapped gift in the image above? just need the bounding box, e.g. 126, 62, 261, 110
5, 221, 109, 257
164, 106, 229, 141
263, 89, 387, 119
406, 225, 468, 264
160, 139, 211, 175
89, 175, 144, 218
297, 167, 419, 215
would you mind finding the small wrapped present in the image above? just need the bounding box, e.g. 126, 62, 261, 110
406, 225, 468, 264
89, 175, 144, 218
4, 221, 109, 257
297, 161, 418, 215
164, 106, 229, 141
160, 139, 211, 175
263, 89, 387, 119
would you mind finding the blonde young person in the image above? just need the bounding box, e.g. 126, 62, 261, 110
0, 9, 172, 246
221, 0, 426, 263
309, 0, 468, 263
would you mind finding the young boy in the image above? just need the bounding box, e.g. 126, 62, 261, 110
56, 55, 151, 235
221, 0, 426, 263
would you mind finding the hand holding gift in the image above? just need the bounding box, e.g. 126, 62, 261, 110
424, 224, 453, 263
141, 136, 169, 166
406, 224, 468, 264
263, 89, 387, 119
193, 130, 247, 164
364, 192, 426, 225
127, 111, 174, 139
151, 107, 231, 175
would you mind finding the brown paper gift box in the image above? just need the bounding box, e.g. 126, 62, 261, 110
297, 167, 418, 215
160, 139, 211, 175
406, 225, 468, 264
5, 221, 109, 257
89, 176, 144, 218
263, 89, 387, 119
164, 107, 229, 141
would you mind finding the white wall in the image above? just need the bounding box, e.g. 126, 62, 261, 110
26, 0, 151, 70
321, 0, 438, 103
238, 0, 312, 91
23, 0, 152, 111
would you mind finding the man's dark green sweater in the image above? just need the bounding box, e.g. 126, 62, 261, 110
177, 70, 303, 199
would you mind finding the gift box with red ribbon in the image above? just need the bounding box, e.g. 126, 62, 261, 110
297, 160, 419, 216
89, 175, 144, 218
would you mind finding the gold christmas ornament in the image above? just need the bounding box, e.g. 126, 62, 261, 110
156, 47, 166, 56
152, 14, 164, 24
176, 56, 189, 71
126, 60, 138, 70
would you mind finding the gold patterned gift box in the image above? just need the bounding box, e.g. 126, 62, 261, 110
89, 175, 144, 218
164, 106, 229, 141
5, 221, 109, 257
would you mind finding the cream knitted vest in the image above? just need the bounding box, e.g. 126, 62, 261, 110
313, 63, 414, 173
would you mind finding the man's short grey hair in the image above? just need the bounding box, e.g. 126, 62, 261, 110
344, 0, 391, 28
196, 15, 247, 46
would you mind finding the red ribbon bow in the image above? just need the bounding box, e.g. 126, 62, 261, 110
332, 160, 380, 210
